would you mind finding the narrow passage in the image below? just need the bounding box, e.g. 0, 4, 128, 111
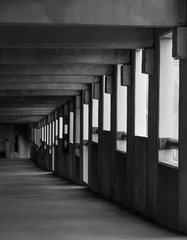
0, 159, 185, 240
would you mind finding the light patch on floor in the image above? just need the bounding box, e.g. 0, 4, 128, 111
0, 158, 185, 240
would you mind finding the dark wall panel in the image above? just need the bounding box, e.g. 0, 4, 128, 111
91, 142, 99, 192
115, 151, 127, 204
58, 139, 63, 176
101, 131, 111, 197
46, 146, 52, 171
134, 137, 148, 214
54, 145, 59, 174
68, 143, 74, 180
157, 164, 179, 229
75, 155, 81, 184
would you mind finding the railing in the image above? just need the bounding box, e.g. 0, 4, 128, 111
159, 138, 178, 150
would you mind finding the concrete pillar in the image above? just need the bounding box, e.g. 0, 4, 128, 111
5, 139, 10, 158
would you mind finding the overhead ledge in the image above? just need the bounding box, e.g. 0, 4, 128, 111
0, 0, 181, 27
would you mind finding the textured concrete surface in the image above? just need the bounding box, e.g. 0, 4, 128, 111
0, 158, 185, 240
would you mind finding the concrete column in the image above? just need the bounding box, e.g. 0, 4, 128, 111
5, 139, 10, 158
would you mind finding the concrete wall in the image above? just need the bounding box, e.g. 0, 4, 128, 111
0, 124, 30, 159
31, 28, 187, 234
0, 125, 14, 157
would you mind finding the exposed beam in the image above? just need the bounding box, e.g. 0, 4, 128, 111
0, 90, 80, 96
0, 0, 179, 27
0, 75, 100, 84
0, 96, 73, 101
0, 99, 72, 106
0, 96, 73, 104
0, 64, 113, 75
0, 103, 61, 108
0, 108, 54, 114
0, 49, 130, 65
0, 83, 89, 90
0, 121, 42, 124
0, 107, 54, 111
0, 26, 154, 49
0, 116, 43, 123
0, 113, 49, 116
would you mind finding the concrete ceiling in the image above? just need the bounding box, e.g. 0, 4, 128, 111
0, 27, 133, 124
0, 0, 181, 124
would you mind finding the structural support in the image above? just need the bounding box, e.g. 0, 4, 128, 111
105, 76, 113, 94
121, 65, 132, 87
0, 83, 89, 90
93, 83, 101, 100
178, 27, 187, 231
142, 48, 155, 75
0, 0, 179, 26
0, 64, 114, 75
173, 27, 187, 59
0, 26, 154, 49
0, 75, 100, 84
0, 116, 44, 123
179, 59, 187, 232
0, 49, 130, 65
84, 90, 90, 105
0, 90, 80, 96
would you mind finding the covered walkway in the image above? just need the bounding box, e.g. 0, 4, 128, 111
0, 158, 185, 240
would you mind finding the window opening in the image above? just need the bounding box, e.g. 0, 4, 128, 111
116, 65, 127, 152
135, 50, 149, 137
103, 76, 111, 131
159, 31, 179, 168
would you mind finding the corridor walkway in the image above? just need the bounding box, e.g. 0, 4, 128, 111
0, 158, 185, 240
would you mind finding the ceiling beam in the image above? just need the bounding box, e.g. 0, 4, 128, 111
0, 112, 50, 116
0, 64, 113, 75
0, 83, 89, 90
0, 101, 72, 108
0, 103, 62, 108
0, 90, 80, 96
0, 108, 54, 114
0, 96, 73, 103
0, 121, 42, 124
0, 0, 179, 27
0, 49, 130, 65
0, 75, 100, 84
0, 100, 71, 108
0, 96, 73, 101
0, 107, 55, 111
0, 26, 154, 49
0, 117, 44, 123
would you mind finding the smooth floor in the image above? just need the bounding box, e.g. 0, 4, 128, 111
0, 158, 186, 240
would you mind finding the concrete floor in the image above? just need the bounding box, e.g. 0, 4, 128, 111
0, 159, 186, 240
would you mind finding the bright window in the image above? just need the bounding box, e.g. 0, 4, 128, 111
83, 104, 89, 140
55, 119, 58, 145
41, 127, 44, 141
47, 124, 49, 145
59, 117, 63, 139
92, 99, 99, 142
116, 65, 127, 152
64, 124, 68, 135
103, 76, 111, 131
83, 103, 89, 184
44, 125, 47, 149
49, 123, 52, 146
159, 31, 179, 168
52, 121, 55, 144
56, 119, 58, 136
76, 109, 80, 144
70, 112, 74, 143
135, 50, 149, 137
75, 108, 80, 156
